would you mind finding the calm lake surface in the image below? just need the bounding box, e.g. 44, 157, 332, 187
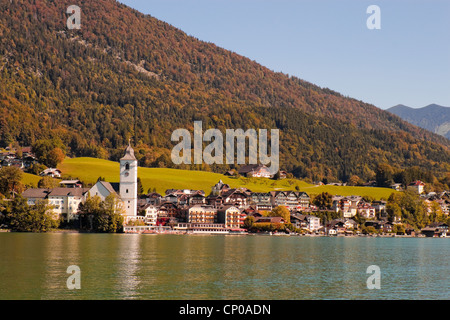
0, 233, 448, 300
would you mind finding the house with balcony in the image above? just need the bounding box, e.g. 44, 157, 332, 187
291, 213, 322, 232
331, 195, 361, 218
270, 191, 305, 211
219, 188, 251, 209
139, 204, 158, 226
249, 192, 273, 211
185, 205, 218, 224
217, 205, 244, 229
357, 202, 376, 219
188, 192, 206, 206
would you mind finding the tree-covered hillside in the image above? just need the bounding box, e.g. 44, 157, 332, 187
0, 0, 449, 182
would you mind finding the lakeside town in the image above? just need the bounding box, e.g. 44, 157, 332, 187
0, 144, 449, 238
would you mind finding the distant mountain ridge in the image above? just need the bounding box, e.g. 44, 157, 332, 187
387, 104, 450, 140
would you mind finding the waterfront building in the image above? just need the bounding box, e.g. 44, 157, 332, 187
186, 205, 217, 224
22, 187, 89, 222
217, 205, 244, 229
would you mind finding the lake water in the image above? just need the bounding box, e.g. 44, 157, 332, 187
0, 233, 448, 300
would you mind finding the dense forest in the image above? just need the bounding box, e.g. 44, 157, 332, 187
0, 0, 449, 183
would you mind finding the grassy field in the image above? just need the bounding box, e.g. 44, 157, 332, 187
21, 172, 42, 188
54, 157, 396, 200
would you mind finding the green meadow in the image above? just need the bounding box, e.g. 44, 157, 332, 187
21, 172, 43, 187
51, 157, 396, 200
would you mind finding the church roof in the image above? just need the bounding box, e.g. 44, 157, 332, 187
120, 142, 137, 161
99, 181, 120, 195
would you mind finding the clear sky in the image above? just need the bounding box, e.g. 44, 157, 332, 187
118, 0, 450, 110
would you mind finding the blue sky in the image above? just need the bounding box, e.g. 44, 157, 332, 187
119, 0, 450, 110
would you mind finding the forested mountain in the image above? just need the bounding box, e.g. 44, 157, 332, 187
0, 0, 449, 183
387, 104, 450, 140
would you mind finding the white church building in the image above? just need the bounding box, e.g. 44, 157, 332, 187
88, 142, 138, 222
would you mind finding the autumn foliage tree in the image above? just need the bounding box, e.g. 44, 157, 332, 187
78, 194, 125, 233
313, 192, 333, 210
0, 166, 23, 198
32, 139, 66, 168
270, 206, 291, 224
2, 197, 59, 232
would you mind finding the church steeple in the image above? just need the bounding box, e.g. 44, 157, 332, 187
119, 140, 138, 219
120, 139, 137, 161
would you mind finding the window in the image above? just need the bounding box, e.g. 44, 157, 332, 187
125, 163, 130, 170
126, 189, 129, 194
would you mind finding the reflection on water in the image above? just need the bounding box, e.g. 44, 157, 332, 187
0, 233, 448, 300
115, 234, 142, 299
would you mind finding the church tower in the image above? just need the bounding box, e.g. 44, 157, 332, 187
120, 141, 138, 218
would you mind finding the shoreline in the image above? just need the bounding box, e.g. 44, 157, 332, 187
1, 228, 444, 238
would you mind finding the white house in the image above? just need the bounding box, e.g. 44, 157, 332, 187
142, 204, 158, 226
39, 168, 62, 178
306, 215, 322, 232
407, 181, 425, 194
22, 187, 89, 222
290, 214, 322, 232
47, 188, 90, 221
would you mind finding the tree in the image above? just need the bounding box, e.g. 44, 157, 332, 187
393, 224, 405, 235
38, 176, 60, 188
78, 194, 124, 233
32, 138, 66, 168
137, 177, 144, 195
78, 194, 101, 229
100, 194, 125, 233
29, 163, 47, 175
5, 197, 59, 232
375, 163, 394, 187
362, 226, 377, 235
313, 192, 333, 210
243, 216, 255, 230
348, 175, 362, 186
270, 206, 290, 224
386, 202, 402, 223
387, 190, 429, 229
47, 147, 65, 168
429, 201, 445, 223
0, 166, 23, 198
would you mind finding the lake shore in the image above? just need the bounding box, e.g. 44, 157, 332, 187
1, 228, 441, 238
